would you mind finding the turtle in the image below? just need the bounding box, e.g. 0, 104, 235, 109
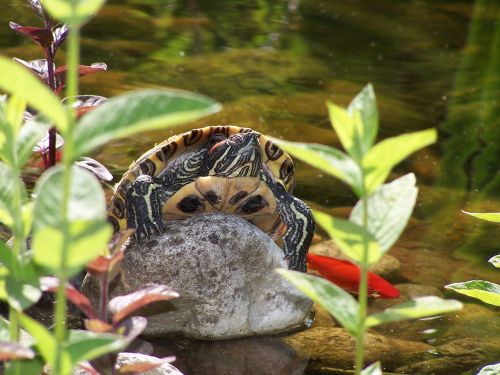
107, 125, 315, 272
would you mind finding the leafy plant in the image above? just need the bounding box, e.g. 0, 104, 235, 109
9, 0, 107, 171
0, 0, 221, 374
275, 84, 463, 374
446, 212, 500, 307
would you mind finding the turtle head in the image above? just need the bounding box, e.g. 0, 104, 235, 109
207, 132, 262, 177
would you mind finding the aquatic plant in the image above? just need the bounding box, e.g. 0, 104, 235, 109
275, 84, 463, 374
0, 0, 220, 373
445, 211, 500, 375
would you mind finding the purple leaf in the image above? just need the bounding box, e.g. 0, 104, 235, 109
9, 22, 53, 48
0, 342, 35, 360
53, 24, 69, 49
109, 285, 179, 324
120, 316, 148, 344
28, 0, 46, 20
117, 356, 176, 375
79, 361, 102, 375
55, 64, 107, 92
40, 277, 98, 319
76, 157, 113, 182
12, 58, 53, 81
33, 132, 64, 154
61, 94, 108, 118
86, 248, 124, 283
85, 319, 114, 333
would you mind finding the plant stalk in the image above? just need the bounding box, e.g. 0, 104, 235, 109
53, 20, 80, 375
354, 193, 369, 375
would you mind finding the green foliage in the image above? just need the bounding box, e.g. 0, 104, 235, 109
314, 211, 381, 265
73, 89, 222, 160
278, 269, 359, 335
350, 173, 417, 253
463, 211, 500, 223
0, 57, 68, 132
361, 128, 436, 194
42, 0, 106, 25
489, 255, 500, 268
365, 296, 463, 327
445, 280, 500, 307
275, 83, 459, 375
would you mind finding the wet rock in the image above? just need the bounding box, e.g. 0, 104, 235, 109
83, 213, 312, 339
156, 336, 308, 375
283, 326, 430, 370
396, 337, 500, 374
309, 240, 401, 278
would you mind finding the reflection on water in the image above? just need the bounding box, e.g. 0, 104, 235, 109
2, 0, 500, 374
152, 336, 308, 375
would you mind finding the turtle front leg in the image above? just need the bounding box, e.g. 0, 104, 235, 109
125, 175, 167, 240
269, 184, 315, 272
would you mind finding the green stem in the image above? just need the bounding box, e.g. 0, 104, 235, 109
354, 193, 369, 375
53, 21, 80, 375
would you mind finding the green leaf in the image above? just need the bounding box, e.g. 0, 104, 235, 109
362, 128, 437, 194
328, 83, 378, 161
42, 0, 105, 25
445, 280, 500, 307
66, 330, 125, 364
277, 269, 359, 335
19, 314, 71, 372
0, 57, 67, 132
270, 138, 363, 196
365, 296, 463, 327
33, 220, 112, 277
350, 173, 417, 253
5, 358, 44, 375
314, 210, 382, 264
462, 211, 500, 223
489, 255, 500, 268
0, 163, 19, 225
361, 361, 382, 375
477, 363, 500, 375
33, 166, 106, 231
17, 120, 48, 167
73, 89, 221, 159
5, 96, 26, 136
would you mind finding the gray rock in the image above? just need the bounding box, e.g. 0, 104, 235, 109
83, 213, 312, 339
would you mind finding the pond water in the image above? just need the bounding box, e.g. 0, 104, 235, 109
2, 0, 500, 374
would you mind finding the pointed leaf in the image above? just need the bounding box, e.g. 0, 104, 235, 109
33, 220, 112, 277
17, 120, 49, 166
277, 269, 359, 335
0, 163, 24, 230
86, 248, 125, 282
19, 314, 71, 371
33, 165, 106, 230
0, 342, 35, 360
350, 173, 418, 253
5, 357, 44, 375
270, 138, 363, 195
9, 23, 53, 48
478, 363, 500, 375
0, 57, 67, 132
445, 280, 500, 306
73, 89, 221, 159
42, 0, 106, 25
362, 129, 437, 194
119, 316, 148, 345
328, 84, 378, 161
53, 24, 70, 49
462, 211, 500, 223
489, 255, 500, 268
361, 361, 382, 375
41, 277, 98, 319
366, 296, 463, 327
66, 330, 126, 365
84, 319, 113, 333
314, 210, 382, 264
76, 157, 113, 182
109, 285, 179, 324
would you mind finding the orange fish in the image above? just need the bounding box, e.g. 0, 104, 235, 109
306, 253, 400, 299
